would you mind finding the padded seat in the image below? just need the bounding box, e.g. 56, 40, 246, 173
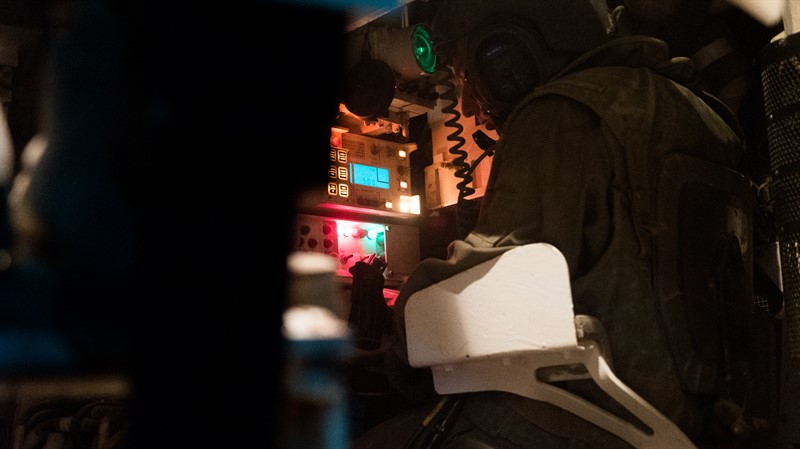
405, 243, 697, 449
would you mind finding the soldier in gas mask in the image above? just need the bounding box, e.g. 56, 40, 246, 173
352, 0, 775, 447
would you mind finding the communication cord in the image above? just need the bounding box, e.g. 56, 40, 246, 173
437, 68, 480, 238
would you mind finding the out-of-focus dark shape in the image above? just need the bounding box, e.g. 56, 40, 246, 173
343, 51, 396, 120
0, 1, 346, 448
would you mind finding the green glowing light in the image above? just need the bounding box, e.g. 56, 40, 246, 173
411, 24, 436, 74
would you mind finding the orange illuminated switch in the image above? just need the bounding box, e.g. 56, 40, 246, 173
328, 166, 338, 179
338, 166, 348, 180
337, 150, 347, 163
329, 148, 337, 161
327, 183, 338, 195
338, 184, 349, 198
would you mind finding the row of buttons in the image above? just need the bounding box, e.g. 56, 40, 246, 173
330, 148, 348, 163
327, 183, 349, 198
328, 165, 349, 181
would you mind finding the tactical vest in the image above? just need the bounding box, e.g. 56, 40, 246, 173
514, 67, 774, 440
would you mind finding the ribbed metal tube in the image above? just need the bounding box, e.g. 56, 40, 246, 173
762, 32, 800, 375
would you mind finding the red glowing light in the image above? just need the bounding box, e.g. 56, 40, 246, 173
384, 288, 399, 307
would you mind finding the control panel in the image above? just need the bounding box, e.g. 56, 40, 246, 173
321, 130, 420, 218
293, 213, 420, 287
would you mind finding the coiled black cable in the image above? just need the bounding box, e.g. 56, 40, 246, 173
438, 68, 470, 199
437, 67, 481, 239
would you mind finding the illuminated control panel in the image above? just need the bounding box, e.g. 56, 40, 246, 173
322, 130, 420, 217
293, 213, 420, 286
